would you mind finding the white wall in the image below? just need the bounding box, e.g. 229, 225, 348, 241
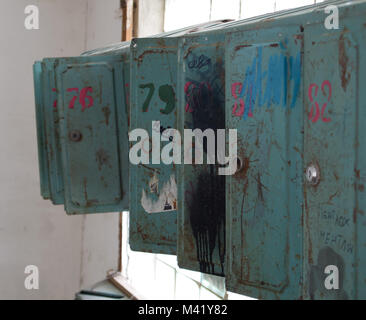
164, 0, 323, 31
84, 0, 123, 50
0, 0, 124, 299
0, 0, 87, 299
137, 0, 165, 37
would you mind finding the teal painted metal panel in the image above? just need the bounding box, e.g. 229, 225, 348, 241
55, 55, 129, 214
129, 37, 179, 254
302, 11, 366, 300
225, 0, 366, 300
225, 24, 303, 299
128, 21, 230, 255
177, 34, 226, 276
41, 58, 65, 205
33, 61, 50, 200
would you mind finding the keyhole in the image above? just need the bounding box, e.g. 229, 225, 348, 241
69, 130, 82, 142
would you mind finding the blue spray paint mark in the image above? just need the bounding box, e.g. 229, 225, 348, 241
263, 53, 285, 107
236, 45, 301, 118
289, 52, 301, 109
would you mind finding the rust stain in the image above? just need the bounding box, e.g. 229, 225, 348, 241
83, 177, 88, 201
137, 224, 149, 241
86, 125, 93, 135
353, 208, 358, 224
293, 146, 303, 159
139, 164, 161, 174
234, 44, 252, 52
338, 34, 351, 91
303, 186, 313, 265
328, 190, 338, 203
183, 44, 202, 59
102, 106, 111, 126
95, 148, 111, 171
135, 49, 175, 67
354, 168, 360, 179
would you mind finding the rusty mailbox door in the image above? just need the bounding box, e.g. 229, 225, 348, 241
129, 38, 179, 254
55, 55, 129, 214
33, 61, 50, 200
302, 3, 366, 299
225, 24, 304, 299
177, 33, 226, 276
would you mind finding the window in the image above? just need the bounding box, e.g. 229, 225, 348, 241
120, 211, 254, 300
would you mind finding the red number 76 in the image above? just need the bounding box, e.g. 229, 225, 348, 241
67, 87, 93, 111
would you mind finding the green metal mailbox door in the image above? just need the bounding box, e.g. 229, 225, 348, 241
177, 35, 226, 276
303, 11, 366, 299
55, 56, 129, 214
225, 26, 304, 299
129, 38, 178, 254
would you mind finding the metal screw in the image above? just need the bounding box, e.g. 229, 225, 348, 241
69, 130, 82, 142
306, 164, 320, 185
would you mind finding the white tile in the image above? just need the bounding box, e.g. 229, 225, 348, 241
275, 0, 315, 11
199, 286, 221, 300
240, 0, 276, 19
126, 251, 156, 297
154, 260, 176, 299
175, 273, 200, 300
156, 253, 178, 268
164, 0, 211, 31
210, 0, 241, 20
227, 291, 257, 300
178, 267, 202, 282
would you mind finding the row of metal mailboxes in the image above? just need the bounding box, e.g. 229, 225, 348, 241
33, 0, 366, 299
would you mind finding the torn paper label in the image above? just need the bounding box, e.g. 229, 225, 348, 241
141, 174, 177, 213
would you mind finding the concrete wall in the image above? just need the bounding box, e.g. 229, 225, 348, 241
0, 0, 87, 300
137, 0, 165, 37
0, 0, 123, 299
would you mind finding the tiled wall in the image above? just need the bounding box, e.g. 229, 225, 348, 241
121, 212, 254, 300
164, 0, 325, 31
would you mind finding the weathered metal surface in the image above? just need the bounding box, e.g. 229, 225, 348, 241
129, 37, 179, 254
41, 58, 65, 205
55, 55, 129, 214
128, 21, 230, 254
302, 9, 366, 300
177, 34, 226, 276
225, 23, 303, 300
33, 61, 50, 200
225, 0, 366, 299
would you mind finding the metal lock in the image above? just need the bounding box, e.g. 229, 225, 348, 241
306, 164, 320, 185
